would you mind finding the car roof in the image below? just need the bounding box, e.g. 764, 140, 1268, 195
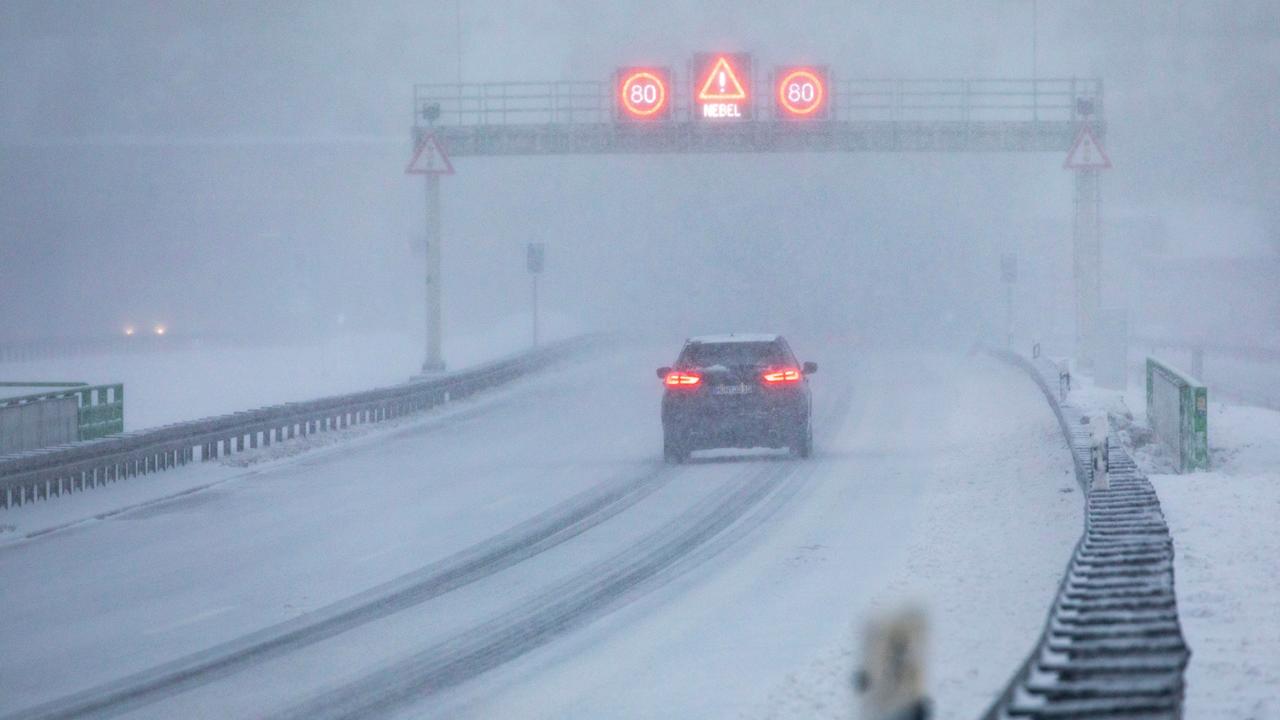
685, 333, 780, 344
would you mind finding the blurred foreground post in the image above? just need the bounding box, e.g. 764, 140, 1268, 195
855, 607, 930, 720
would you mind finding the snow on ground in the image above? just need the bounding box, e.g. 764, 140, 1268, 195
0, 313, 580, 431
1068, 367, 1280, 718
452, 353, 1080, 720
0, 314, 579, 542
745, 354, 1081, 720
1153, 405, 1280, 719
0, 375, 542, 544
0, 348, 644, 715
0, 349, 1083, 719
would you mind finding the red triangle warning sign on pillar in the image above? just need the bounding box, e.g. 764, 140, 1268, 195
406, 134, 455, 175
1064, 125, 1111, 170
697, 56, 748, 101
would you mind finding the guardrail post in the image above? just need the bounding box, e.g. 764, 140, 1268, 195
1090, 433, 1110, 490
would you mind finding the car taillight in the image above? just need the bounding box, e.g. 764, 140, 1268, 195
761, 367, 802, 384
664, 371, 702, 388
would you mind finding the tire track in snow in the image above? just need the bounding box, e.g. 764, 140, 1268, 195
5, 467, 672, 720
272, 380, 857, 720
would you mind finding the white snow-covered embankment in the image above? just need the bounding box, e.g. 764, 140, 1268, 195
1151, 404, 1280, 718
1072, 373, 1280, 718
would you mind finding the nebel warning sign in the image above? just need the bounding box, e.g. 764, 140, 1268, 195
693, 53, 752, 121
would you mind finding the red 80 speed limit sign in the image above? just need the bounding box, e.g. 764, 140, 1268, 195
617, 68, 671, 120
775, 67, 828, 119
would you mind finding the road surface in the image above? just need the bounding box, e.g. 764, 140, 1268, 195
0, 342, 1080, 719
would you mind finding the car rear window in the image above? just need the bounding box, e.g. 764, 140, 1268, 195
678, 342, 787, 368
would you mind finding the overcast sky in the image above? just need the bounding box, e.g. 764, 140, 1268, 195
1, 1, 1276, 347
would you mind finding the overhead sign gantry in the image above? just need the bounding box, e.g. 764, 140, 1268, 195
409, 54, 1108, 371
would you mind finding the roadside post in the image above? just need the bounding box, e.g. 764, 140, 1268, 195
1087, 414, 1110, 490
406, 119, 455, 373
527, 243, 546, 347
1001, 253, 1017, 349
1064, 106, 1111, 371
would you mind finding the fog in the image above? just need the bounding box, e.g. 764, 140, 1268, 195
4, 6, 1280, 717
2, 1, 1277, 351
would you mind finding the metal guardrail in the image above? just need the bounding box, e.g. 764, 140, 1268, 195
985, 349, 1188, 719
0, 337, 592, 509
0, 382, 124, 442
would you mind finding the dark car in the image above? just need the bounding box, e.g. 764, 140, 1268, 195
657, 334, 816, 463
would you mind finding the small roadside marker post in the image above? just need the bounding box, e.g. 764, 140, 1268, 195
527, 243, 546, 347
1001, 253, 1018, 350
406, 130, 455, 373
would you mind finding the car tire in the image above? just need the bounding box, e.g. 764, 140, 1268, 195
663, 428, 688, 464
791, 421, 813, 459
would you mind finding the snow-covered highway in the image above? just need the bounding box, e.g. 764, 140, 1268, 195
0, 344, 1080, 719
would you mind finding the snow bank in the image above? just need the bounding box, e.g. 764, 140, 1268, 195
752, 355, 1082, 720
1069, 371, 1280, 718
0, 375, 544, 545
1151, 404, 1280, 718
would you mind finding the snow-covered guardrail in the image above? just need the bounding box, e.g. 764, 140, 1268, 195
983, 349, 1189, 719
0, 336, 594, 509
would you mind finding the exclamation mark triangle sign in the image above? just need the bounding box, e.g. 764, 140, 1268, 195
406, 134, 455, 175
1064, 125, 1112, 170
697, 57, 747, 101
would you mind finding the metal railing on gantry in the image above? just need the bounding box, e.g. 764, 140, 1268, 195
412, 77, 1103, 156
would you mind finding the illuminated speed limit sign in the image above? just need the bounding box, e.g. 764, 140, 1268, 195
617, 67, 671, 120
775, 66, 829, 119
